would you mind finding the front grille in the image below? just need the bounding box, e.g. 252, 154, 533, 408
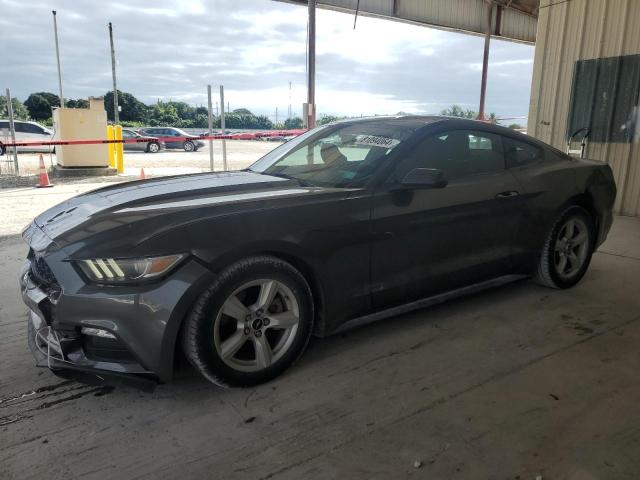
30, 253, 61, 297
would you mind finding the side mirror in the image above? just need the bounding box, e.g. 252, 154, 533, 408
400, 168, 447, 189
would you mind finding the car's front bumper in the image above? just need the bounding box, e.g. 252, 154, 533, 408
19, 248, 214, 389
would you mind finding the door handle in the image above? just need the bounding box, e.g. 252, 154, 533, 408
495, 190, 519, 198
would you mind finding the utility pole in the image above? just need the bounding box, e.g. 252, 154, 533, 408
52, 11, 65, 108
275, 106, 278, 125
288, 81, 292, 119
305, 0, 316, 128
207, 84, 214, 172
6, 89, 19, 174
220, 85, 227, 171
108, 22, 119, 124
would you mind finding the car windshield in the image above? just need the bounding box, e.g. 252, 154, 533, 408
248, 120, 421, 188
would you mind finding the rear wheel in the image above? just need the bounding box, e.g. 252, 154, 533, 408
0, 143, 5, 156
182, 256, 314, 387
535, 206, 594, 289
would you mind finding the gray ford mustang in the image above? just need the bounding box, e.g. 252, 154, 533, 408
19, 116, 616, 390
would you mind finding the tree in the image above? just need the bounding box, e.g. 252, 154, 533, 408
66, 98, 89, 109
440, 105, 476, 119
104, 90, 149, 122
440, 105, 497, 122
232, 108, 253, 116
508, 123, 523, 130
24, 92, 60, 120
0, 96, 29, 120
317, 115, 340, 125
284, 117, 303, 129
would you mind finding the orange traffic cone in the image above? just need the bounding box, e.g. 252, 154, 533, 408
36, 154, 53, 188
139, 168, 146, 180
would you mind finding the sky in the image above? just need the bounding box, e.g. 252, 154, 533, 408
0, 0, 535, 122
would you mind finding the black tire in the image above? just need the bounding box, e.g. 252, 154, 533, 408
183, 141, 195, 152
535, 205, 595, 289
147, 142, 160, 153
182, 256, 314, 387
0, 143, 5, 156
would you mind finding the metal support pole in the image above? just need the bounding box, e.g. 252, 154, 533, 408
52, 11, 65, 108
478, 0, 493, 121
306, 0, 316, 128
207, 84, 215, 172
220, 85, 227, 171
108, 22, 119, 125
6, 89, 19, 174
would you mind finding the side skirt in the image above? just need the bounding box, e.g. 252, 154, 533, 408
332, 274, 529, 335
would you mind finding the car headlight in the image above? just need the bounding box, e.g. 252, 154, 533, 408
77, 254, 185, 283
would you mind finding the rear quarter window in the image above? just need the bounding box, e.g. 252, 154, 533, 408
504, 137, 544, 168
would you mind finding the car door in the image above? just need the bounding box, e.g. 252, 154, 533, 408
122, 130, 143, 151
162, 128, 180, 149
29, 123, 53, 153
370, 128, 524, 309
13, 122, 28, 152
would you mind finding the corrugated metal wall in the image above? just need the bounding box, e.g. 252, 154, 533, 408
528, 0, 640, 216
278, 0, 537, 43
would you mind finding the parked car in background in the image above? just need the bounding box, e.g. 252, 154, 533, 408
122, 129, 165, 153
138, 127, 205, 152
0, 120, 53, 153
19, 116, 616, 390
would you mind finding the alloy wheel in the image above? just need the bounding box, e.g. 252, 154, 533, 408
184, 141, 194, 152
213, 279, 300, 372
554, 217, 590, 280
149, 142, 160, 153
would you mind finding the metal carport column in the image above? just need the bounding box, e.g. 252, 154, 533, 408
478, 0, 493, 121
305, 0, 316, 128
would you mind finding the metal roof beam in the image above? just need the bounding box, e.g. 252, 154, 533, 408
274, 0, 538, 44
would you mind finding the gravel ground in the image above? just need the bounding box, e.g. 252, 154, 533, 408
0, 140, 280, 237
1, 139, 279, 177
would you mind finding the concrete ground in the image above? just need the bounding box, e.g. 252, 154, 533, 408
1, 216, 639, 480
4, 139, 278, 176
0, 140, 277, 236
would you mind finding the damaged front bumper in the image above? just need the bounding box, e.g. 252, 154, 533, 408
20, 261, 159, 392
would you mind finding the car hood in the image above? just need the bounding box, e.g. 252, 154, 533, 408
32, 171, 327, 249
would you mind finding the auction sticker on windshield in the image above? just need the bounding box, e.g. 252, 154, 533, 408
354, 135, 400, 148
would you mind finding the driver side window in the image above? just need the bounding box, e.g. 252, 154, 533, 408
396, 129, 505, 181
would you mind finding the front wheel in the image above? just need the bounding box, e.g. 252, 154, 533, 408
535, 206, 595, 289
147, 142, 160, 153
182, 256, 314, 387
183, 141, 195, 152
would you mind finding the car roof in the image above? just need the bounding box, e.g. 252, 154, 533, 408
0, 119, 43, 125
340, 114, 539, 138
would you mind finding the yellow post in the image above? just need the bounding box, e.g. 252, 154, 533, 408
114, 125, 124, 174
107, 125, 115, 168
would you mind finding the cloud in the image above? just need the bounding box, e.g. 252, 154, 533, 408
0, 0, 534, 119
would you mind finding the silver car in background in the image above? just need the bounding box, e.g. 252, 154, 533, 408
122, 129, 165, 153
0, 120, 53, 153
